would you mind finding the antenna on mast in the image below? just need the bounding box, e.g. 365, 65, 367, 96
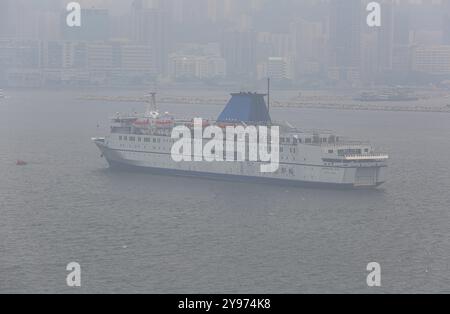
150, 92, 157, 111
144, 91, 158, 114
267, 77, 270, 114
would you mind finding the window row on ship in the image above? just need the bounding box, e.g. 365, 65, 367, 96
116, 135, 299, 154
280, 135, 339, 144
117, 135, 172, 144
115, 135, 368, 155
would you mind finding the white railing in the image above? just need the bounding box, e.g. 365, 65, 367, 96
344, 154, 389, 161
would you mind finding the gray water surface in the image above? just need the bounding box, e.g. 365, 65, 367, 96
0, 89, 449, 293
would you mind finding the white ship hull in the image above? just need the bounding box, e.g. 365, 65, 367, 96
93, 137, 387, 189
93, 92, 388, 189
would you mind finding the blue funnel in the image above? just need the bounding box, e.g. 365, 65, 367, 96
217, 92, 271, 125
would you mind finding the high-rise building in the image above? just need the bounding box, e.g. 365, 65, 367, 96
360, 32, 379, 84
0, 0, 62, 40
443, 0, 450, 45
207, 0, 227, 22
0, 0, 37, 39
393, 1, 411, 45
181, 0, 209, 24
257, 32, 290, 60
61, 8, 110, 41
221, 30, 257, 80
168, 42, 226, 80
45, 41, 64, 68
0, 0, 12, 38
392, 45, 412, 75
266, 57, 292, 82
377, 1, 394, 73
290, 19, 326, 79
390, 1, 413, 82
168, 54, 226, 79
412, 45, 450, 76
119, 43, 154, 74
360, 0, 395, 84
328, 0, 362, 84
132, 0, 170, 76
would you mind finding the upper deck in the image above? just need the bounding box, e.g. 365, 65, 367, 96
106, 90, 388, 165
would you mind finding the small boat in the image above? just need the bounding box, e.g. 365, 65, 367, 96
16, 160, 27, 166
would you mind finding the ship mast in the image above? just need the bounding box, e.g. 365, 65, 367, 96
267, 77, 270, 119
145, 91, 158, 114
150, 92, 157, 111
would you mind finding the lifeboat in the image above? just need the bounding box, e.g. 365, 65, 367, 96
16, 160, 27, 166
132, 118, 151, 128
155, 113, 175, 128
155, 118, 174, 128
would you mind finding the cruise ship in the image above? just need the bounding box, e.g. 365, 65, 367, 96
93, 92, 388, 188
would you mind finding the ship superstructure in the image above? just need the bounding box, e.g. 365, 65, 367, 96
93, 92, 388, 188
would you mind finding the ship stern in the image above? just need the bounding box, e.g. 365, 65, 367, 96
352, 165, 387, 188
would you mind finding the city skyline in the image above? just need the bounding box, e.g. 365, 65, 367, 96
2, 0, 450, 87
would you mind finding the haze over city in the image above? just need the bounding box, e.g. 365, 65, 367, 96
2, 0, 450, 88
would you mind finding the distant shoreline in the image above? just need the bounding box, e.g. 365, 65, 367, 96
78, 94, 450, 113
